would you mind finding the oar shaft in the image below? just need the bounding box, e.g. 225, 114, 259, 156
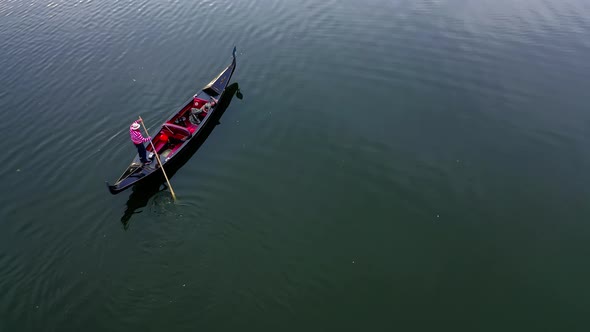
139, 116, 177, 201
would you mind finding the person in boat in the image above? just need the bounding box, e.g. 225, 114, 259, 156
129, 119, 152, 165
190, 95, 218, 123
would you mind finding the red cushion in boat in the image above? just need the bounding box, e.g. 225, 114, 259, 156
148, 133, 167, 153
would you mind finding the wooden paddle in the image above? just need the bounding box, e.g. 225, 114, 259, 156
139, 116, 177, 201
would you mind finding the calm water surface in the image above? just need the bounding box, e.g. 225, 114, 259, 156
1, 0, 590, 330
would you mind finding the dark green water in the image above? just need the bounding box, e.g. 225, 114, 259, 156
2, 0, 590, 330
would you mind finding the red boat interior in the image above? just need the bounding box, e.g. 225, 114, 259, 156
145, 96, 214, 160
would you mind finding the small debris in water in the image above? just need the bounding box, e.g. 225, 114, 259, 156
16, 169, 20, 172
182, 284, 186, 287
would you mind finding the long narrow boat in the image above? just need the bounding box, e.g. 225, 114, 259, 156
107, 47, 237, 195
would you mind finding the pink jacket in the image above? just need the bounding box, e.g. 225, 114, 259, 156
129, 121, 151, 144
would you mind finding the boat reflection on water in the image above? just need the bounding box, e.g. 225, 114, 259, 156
120, 82, 242, 228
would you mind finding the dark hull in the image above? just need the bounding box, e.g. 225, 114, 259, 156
107, 48, 237, 195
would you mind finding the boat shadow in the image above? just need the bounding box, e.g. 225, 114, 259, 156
120, 82, 242, 229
